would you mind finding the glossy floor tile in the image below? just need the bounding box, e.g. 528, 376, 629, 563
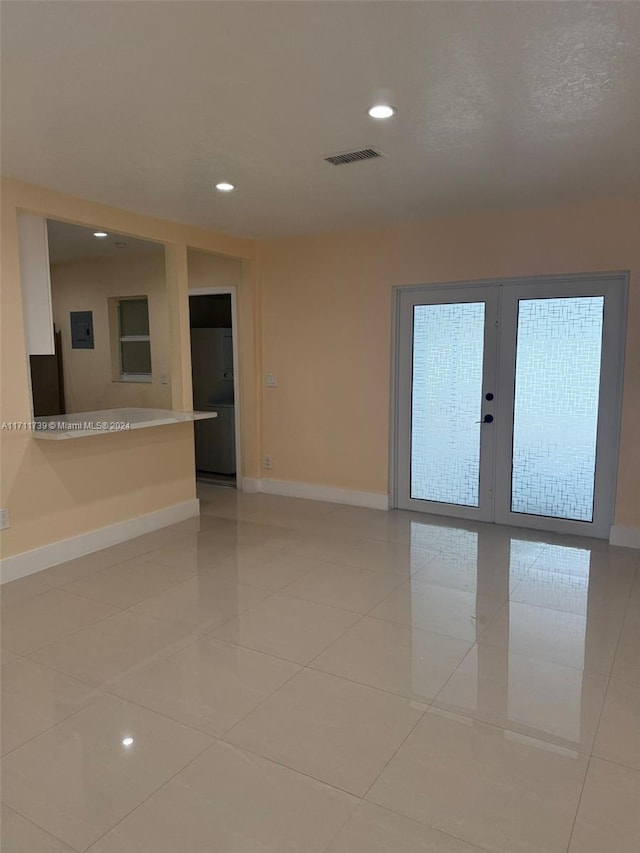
211, 592, 361, 664
321, 537, 437, 576
611, 610, 640, 686
510, 544, 635, 619
130, 573, 270, 632
34, 528, 190, 587
59, 556, 197, 609
480, 599, 623, 674
433, 639, 609, 752
371, 578, 504, 642
275, 528, 379, 564
1, 805, 75, 852
198, 518, 293, 549
1, 589, 119, 655
1, 486, 638, 852
511, 568, 626, 616
1, 646, 19, 666
327, 801, 485, 853
367, 708, 589, 853
30, 610, 197, 687
1, 657, 101, 755
34, 545, 135, 587
134, 533, 239, 573
411, 531, 543, 594
413, 551, 521, 595
200, 547, 324, 591
592, 676, 640, 770
110, 635, 300, 736
86, 741, 357, 853
227, 668, 426, 795
568, 758, 640, 852
0, 574, 53, 609
311, 616, 472, 702
281, 562, 405, 613
1, 695, 211, 850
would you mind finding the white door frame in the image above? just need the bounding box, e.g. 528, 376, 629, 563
394, 285, 499, 522
391, 271, 629, 539
189, 286, 242, 484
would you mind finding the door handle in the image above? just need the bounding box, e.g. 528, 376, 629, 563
476, 414, 494, 424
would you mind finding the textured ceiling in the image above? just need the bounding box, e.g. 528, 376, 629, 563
2, 1, 639, 237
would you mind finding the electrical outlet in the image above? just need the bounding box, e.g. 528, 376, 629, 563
263, 454, 273, 470
0, 508, 10, 530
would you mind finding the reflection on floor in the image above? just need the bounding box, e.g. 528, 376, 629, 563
1, 485, 639, 852
195, 471, 236, 488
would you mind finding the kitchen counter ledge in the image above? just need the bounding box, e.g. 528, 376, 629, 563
31, 407, 217, 440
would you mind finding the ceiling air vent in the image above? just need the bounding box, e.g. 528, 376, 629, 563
324, 147, 384, 166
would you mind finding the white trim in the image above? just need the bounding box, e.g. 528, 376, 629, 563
395, 270, 630, 296
189, 286, 241, 480
0, 499, 200, 584
241, 477, 261, 493
389, 287, 401, 509
119, 374, 152, 383
17, 212, 55, 355
492, 275, 626, 540
241, 477, 390, 510
394, 285, 499, 523
609, 525, 640, 550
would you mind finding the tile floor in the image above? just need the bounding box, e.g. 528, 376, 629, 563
1, 484, 639, 852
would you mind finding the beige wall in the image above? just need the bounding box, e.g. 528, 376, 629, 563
51, 252, 172, 412
2, 176, 639, 561
1, 178, 256, 559
256, 198, 640, 527
188, 249, 242, 289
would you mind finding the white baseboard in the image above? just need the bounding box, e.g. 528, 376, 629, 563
0, 499, 200, 584
240, 477, 390, 510
609, 525, 640, 549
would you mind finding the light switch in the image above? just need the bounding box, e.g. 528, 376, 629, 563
265, 373, 278, 387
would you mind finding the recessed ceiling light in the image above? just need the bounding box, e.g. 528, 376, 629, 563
122, 737, 134, 747
93, 231, 108, 238
368, 105, 396, 119
215, 182, 235, 192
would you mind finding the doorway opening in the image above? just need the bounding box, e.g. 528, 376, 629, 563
393, 273, 628, 539
189, 291, 238, 488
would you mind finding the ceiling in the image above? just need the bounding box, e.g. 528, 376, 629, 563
2, 1, 639, 238
46, 219, 163, 264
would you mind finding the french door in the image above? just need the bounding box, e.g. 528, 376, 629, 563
395, 274, 627, 538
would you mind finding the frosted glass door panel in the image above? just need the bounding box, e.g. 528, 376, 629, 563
511, 297, 604, 521
411, 303, 485, 506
